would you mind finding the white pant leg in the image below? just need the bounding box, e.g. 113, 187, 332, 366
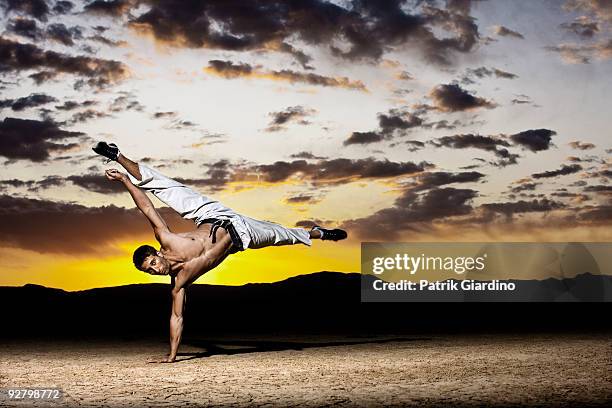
240, 215, 312, 249
126, 164, 233, 223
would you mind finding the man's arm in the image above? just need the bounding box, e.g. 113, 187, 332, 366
167, 278, 186, 363
105, 169, 169, 238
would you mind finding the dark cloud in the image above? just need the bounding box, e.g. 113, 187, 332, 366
53, 1, 74, 14
285, 194, 320, 204
55, 100, 97, 111
429, 83, 496, 112
3, 0, 50, 21
0, 36, 128, 87
265, 106, 316, 132
461, 66, 518, 83
584, 185, 612, 193
68, 109, 110, 124
378, 110, 423, 134
510, 182, 539, 193
430, 133, 518, 166
253, 158, 432, 184
0, 194, 193, 254
0, 117, 84, 162
509, 129, 556, 152
341, 187, 478, 240
288, 151, 327, 160
129, 0, 481, 66
411, 171, 485, 191
482, 199, 565, 217
152, 111, 177, 119
0, 93, 57, 111
577, 205, 612, 223
88, 34, 128, 47
205, 60, 367, 91
0, 175, 63, 193
6, 18, 41, 40
67, 174, 126, 194
83, 0, 130, 16
344, 131, 385, 146
46, 23, 83, 46
561, 16, 600, 38
109, 93, 145, 112
493, 25, 524, 39
28, 70, 59, 84
532, 164, 583, 179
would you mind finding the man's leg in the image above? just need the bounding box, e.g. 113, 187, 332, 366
113, 151, 232, 222
117, 153, 142, 181
240, 217, 346, 249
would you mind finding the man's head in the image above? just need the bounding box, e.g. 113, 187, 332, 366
133, 244, 170, 275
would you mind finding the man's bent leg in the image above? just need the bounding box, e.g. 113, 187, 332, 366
241, 216, 312, 249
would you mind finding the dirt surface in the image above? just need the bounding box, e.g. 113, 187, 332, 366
1, 334, 611, 407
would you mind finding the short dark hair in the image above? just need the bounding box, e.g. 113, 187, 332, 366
133, 245, 157, 270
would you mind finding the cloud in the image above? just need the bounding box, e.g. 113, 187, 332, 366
509, 129, 556, 152
129, 0, 481, 66
482, 199, 566, 217
510, 182, 540, 193
67, 109, 111, 124
0, 194, 193, 254
545, 40, 612, 64
531, 164, 583, 179
67, 174, 126, 194
430, 133, 519, 166
0, 93, 57, 111
411, 171, 485, 191
493, 25, 524, 39
341, 187, 478, 240
109, 93, 145, 112
152, 111, 177, 119
284, 194, 321, 205
429, 83, 497, 112
6, 18, 41, 40
561, 16, 600, 38
564, 0, 612, 23
252, 158, 432, 184
53, 1, 74, 15
288, 151, 327, 160
0, 117, 85, 162
343, 131, 385, 146
0, 36, 129, 88
55, 100, 98, 111
204, 60, 367, 91
378, 109, 424, 134
461, 66, 518, 83
83, 0, 131, 16
569, 140, 596, 150
3, 0, 50, 21
265, 106, 316, 132
46, 23, 83, 46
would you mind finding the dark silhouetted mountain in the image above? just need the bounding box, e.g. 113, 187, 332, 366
1, 272, 610, 338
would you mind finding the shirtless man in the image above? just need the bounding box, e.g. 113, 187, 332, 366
93, 142, 347, 362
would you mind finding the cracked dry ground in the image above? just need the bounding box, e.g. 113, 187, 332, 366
1, 334, 611, 407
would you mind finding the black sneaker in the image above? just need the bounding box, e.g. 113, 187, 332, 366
311, 225, 347, 241
92, 141, 119, 162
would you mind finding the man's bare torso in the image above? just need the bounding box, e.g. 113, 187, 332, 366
159, 223, 233, 283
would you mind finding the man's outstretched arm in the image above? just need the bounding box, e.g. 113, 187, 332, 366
105, 169, 169, 237
167, 279, 186, 363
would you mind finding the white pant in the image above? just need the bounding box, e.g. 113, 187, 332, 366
127, 164, 312, 251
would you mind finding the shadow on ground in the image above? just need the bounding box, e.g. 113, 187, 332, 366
177, 337, 431, 361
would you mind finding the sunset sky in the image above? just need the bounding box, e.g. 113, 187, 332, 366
0, 0, 610, 290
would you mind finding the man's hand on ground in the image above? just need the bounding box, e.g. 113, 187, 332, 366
105, 168, 127, 182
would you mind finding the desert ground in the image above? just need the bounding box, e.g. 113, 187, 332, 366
1, 333, 610, 407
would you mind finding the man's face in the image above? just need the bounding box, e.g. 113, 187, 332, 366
142, 254, 170, 275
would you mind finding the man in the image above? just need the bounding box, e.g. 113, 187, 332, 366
93, 142, 347, 362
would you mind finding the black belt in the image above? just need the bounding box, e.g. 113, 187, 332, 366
198, 218, 243, 254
